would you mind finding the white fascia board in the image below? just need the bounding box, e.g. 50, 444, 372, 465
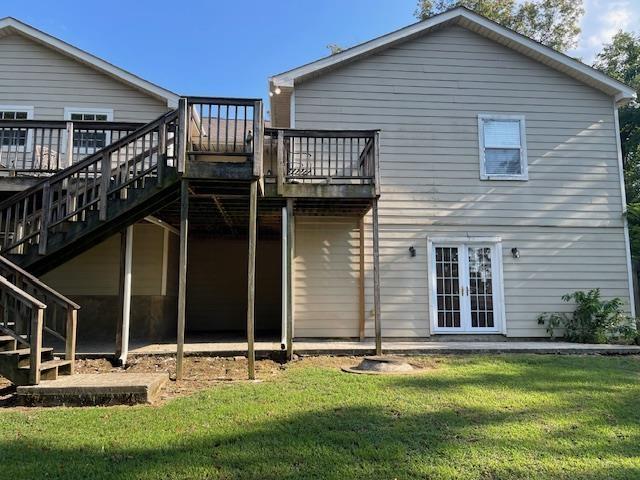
270, 8, 636, 103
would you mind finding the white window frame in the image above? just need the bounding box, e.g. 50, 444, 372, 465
64, 107, 113, 156
427, 236, 506, 335
478, 114, 528, 181
0, 105, 34, 152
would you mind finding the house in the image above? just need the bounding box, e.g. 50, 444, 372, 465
0, 8, 635, 385
269, 7, 636, 338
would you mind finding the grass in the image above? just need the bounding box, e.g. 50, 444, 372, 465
1, 355, 640, 479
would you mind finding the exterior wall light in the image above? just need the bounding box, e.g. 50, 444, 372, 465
274, 87, 282, 95
511, 247, 520, 259
409, 246, 416, 257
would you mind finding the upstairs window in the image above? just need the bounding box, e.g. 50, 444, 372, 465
64, 108, 113, 151
478, 114, 528, 181
0, 106, 33, 148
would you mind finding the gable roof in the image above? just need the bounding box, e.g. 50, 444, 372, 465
269, 7, 636, 124
0, 17, 180, 108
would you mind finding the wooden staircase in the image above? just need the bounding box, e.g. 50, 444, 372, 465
0, 106, 187, 385
0, 108, 182, 274
0, 336, 72, 386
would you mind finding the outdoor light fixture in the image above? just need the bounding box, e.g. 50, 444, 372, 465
274, 87, 282, 95
409, 246, 416, 257
511, 247, 520, 259
269, 91, 274, 97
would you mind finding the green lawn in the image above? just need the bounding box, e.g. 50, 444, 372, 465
1, 355, 639, 479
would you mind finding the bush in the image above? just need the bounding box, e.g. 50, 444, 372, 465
537, 289, 638, 344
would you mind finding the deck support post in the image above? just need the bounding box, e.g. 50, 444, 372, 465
358, 217, 366, 341
176, 180, 189, 380
115, 224, 133, 366
247, 180, 258, 380
285, 199, 295, 360
372, 198, 382, 355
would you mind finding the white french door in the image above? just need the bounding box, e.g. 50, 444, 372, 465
429, 239, 504, 333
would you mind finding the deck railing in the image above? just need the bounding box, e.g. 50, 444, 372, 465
265, 128, 379, 188
0, 110, 178, 255
0, 274, 46, 384
0, 255, 79, 379
0, 120, 143, 174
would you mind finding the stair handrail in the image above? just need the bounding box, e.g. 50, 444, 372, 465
0, 108, 179, 254
0, 254, 79, 374
0, 109, 178, 210
0, 273, 46, 384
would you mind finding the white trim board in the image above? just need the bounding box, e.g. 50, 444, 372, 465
0, 17, 179, 108
477, 114, 528, 181
269, 7, 635, 124
63, 107, 114, 121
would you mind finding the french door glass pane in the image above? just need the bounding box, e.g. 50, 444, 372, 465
435, 247, 461, 328
468, 246, 494, 328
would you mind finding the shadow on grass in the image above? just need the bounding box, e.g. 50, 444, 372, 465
0, 355, 639, 479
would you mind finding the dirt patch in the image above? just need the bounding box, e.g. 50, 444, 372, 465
0, 354, 439, 408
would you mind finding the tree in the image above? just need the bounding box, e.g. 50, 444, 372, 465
594, 32, 640, 256
415, 0, 584, 52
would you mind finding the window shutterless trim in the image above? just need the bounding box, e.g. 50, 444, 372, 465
478, 114, 528, 181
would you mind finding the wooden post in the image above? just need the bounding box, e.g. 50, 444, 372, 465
157, 119, 167, 184
99, 150, 111, 221
358, 217, 366, 341
176, 180, 189, 380
29, 307, 44, 385
65, 308, 77, 374
65, 121, 74, 169
285, 198, 294, 359
177, 98, 188, 173
276, 130, 285, 195
246, 180, 258, 380
372, 199, 382, 355
115, 225, 133, 366
38, 182, 52, 255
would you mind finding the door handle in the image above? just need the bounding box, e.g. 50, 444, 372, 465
465, 286, 469, 296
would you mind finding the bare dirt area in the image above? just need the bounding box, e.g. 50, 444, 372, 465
0, 354, 438, 408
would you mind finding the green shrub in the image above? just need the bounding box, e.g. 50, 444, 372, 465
537, 289, 638, 344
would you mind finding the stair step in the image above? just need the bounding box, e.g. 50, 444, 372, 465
0, 335, 17, 352
19, 359, 72, 381
0, 347, 54, 358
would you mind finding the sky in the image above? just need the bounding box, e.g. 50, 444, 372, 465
0, 0, 638, 111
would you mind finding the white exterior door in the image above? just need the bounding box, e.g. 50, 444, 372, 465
429, 239, 504, 334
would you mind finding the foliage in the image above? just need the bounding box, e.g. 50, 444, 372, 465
594, 32, 640, 257
537, 289, 637, 343
414, 0, 584, 52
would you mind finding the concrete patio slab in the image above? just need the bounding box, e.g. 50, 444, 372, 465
16, 372, 169, 406
124, 340, 640, 357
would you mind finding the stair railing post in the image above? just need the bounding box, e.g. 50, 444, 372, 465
157, 119, 166, 185
177, 98, 188, 174
65, 121, 74, 169
99, 150, 111, 221
277, 130, 285, 195
29, 306, 44, 385
65, 308, 77, 374
38, 182, 52, 255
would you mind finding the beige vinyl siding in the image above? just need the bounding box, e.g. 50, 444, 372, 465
293, 25, 631, 337
0, 33, 168, 122
294, 217, 360, 338
41, 224, 166, 296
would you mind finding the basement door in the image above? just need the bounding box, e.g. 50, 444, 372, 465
429, 240, 504, 334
